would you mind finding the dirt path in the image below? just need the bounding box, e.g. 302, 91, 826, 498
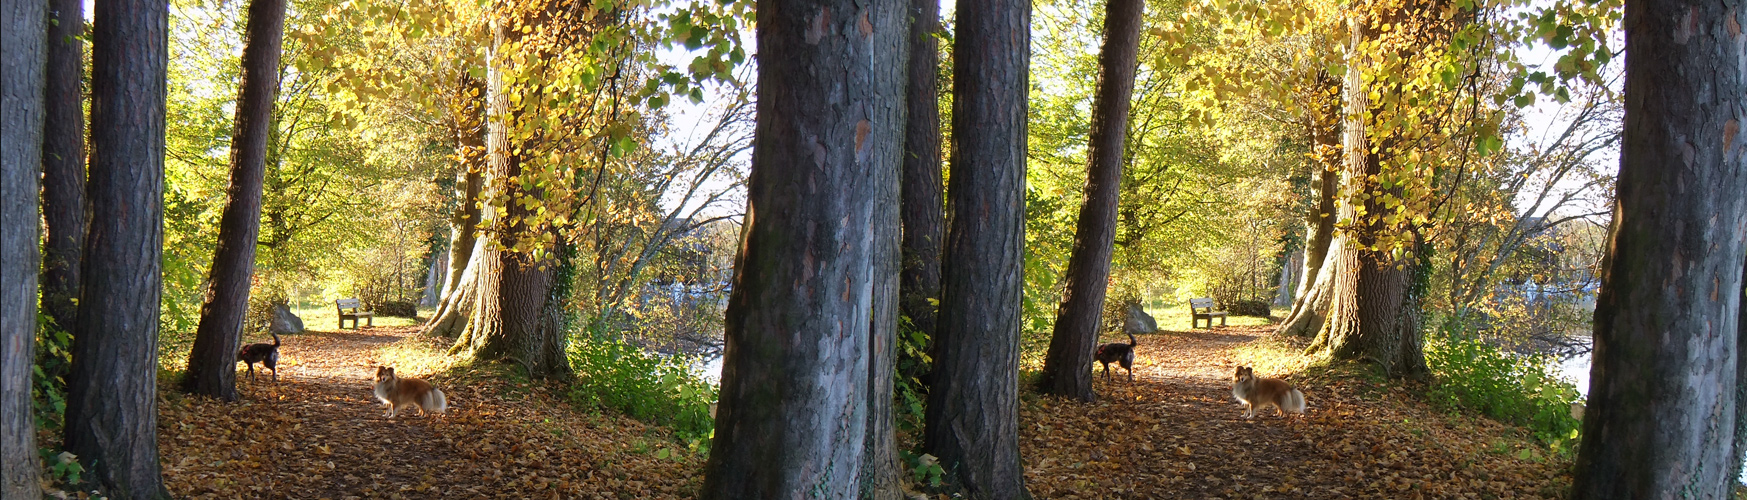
158, 326, 703, 499
1017, 325, 1571, 499
153, 323, 1569, 499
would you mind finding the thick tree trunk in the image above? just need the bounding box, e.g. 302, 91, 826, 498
1297, 10, 1427, 378
64, 0, 171, 495
922, 0, 1030, 495
899, 0, 944, 376
1570, 1, 1747, 496
863, 140, 903, 498
182, 0, 286, 401
697, 0, 906, 493
42, 0, 87, 336
1, 0, 46, 494
1038, 0, 1142, 403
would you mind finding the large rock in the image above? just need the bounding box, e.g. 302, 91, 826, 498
270, 303, 305, 335
1123, 302, 1158, 335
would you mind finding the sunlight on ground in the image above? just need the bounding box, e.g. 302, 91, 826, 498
371, 330, 458, 379
1141, 300, 1286, 331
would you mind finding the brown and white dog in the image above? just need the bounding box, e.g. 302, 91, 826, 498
372, 366, 447, 418
1230, 366, 1306, 419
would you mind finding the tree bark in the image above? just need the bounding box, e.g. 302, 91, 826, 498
42, 0, 87, 336
863, 131, 903, 498
1297, 7, 1428, 379
1275, 71, 1342, 339
1570, 1, 1747, 496
697, 0, 906, 493
1, 0, 46, 493
63, 0, 171, 495
922, 0, 1030, 494
1038, 0, 1142, 403
182, 0, 286, 401
422, 79, 486, 336
899, 0, 944, 373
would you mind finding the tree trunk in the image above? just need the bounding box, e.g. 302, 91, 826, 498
697, 0, 906, 493
1038, 0, 1142, 403
182, 0, 286, 401
899, 0, 944, 379
1, 0, 46, 493
1275, 71, 1342, 338
420, 243, 444, 307
1570, 1, 1747, 496
1296, 9, 1428, 378
63, 0, 171, 494
42, 0, 86, 336
1273, 249, 1298, 307
863, 132, 903, 498
923, 0, 1030, 494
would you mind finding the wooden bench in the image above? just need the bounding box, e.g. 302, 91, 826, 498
335, 298, 374, 329
1189, 298, 1227, 329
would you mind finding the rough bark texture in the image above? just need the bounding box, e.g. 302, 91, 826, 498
696, 0, 906, 493
922, 0, 1030, 494
63, 0, 171, 495
862, 136, 903, 498
1, 0, 46, 494
899, 0, 944, 365
1038, 0, 1143, 403
182, 0, 287, 401
1570, 1, 1747, 497
42, 0, 87, 336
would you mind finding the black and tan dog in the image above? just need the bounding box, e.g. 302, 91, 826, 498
1094, 332, 1138, 382
238, 331, 281, 381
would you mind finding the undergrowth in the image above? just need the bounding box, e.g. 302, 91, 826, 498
566, 328, 717, 457
1424, 332, 1583, 454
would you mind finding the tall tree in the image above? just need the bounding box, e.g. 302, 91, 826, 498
1, 0, 47, 494
1275, 71, 1342, 339
923, 0, 1030, 494
182, 0, 288, 401
697, 0, 906, 492
1570, 0, 1747, 496
899, 0, 944, 372
42, 0, 87, 335
1037, 0, 1143, 403
62, 0, 171, 495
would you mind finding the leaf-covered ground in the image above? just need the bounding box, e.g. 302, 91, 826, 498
144, 324, 1570, 498
156, 327, 706, 499
1015, 326, 1572, 499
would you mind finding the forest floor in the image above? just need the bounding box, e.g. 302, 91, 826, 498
131, 323, 1571, 499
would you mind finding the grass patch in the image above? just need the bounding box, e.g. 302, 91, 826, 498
1141, 299, 1286, 331
287, 303, 428, 331
373, 332, 460, 379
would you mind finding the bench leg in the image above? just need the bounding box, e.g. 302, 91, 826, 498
366, 316, 372, 328
1220, 316, 1226, 327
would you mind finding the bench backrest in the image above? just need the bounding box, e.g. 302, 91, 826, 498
336, 298, 364, 312
1189, 297, 1216, 313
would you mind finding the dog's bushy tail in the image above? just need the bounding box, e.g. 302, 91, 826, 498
1283, 388, 1307, 414
423, 388, 448, 414
270, 330, 281, 347
1127, 332, 1138, 347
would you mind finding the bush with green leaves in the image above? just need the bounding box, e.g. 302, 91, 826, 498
566, 329, 717, 455
1424, 332, 1583, 453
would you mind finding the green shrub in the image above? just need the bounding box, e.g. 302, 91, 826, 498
1424, 333, 1582, 453
566, 329, 717, 456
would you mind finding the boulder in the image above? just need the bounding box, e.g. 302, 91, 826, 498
270, 303, 305, 335
1123, 302, 1158, 335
